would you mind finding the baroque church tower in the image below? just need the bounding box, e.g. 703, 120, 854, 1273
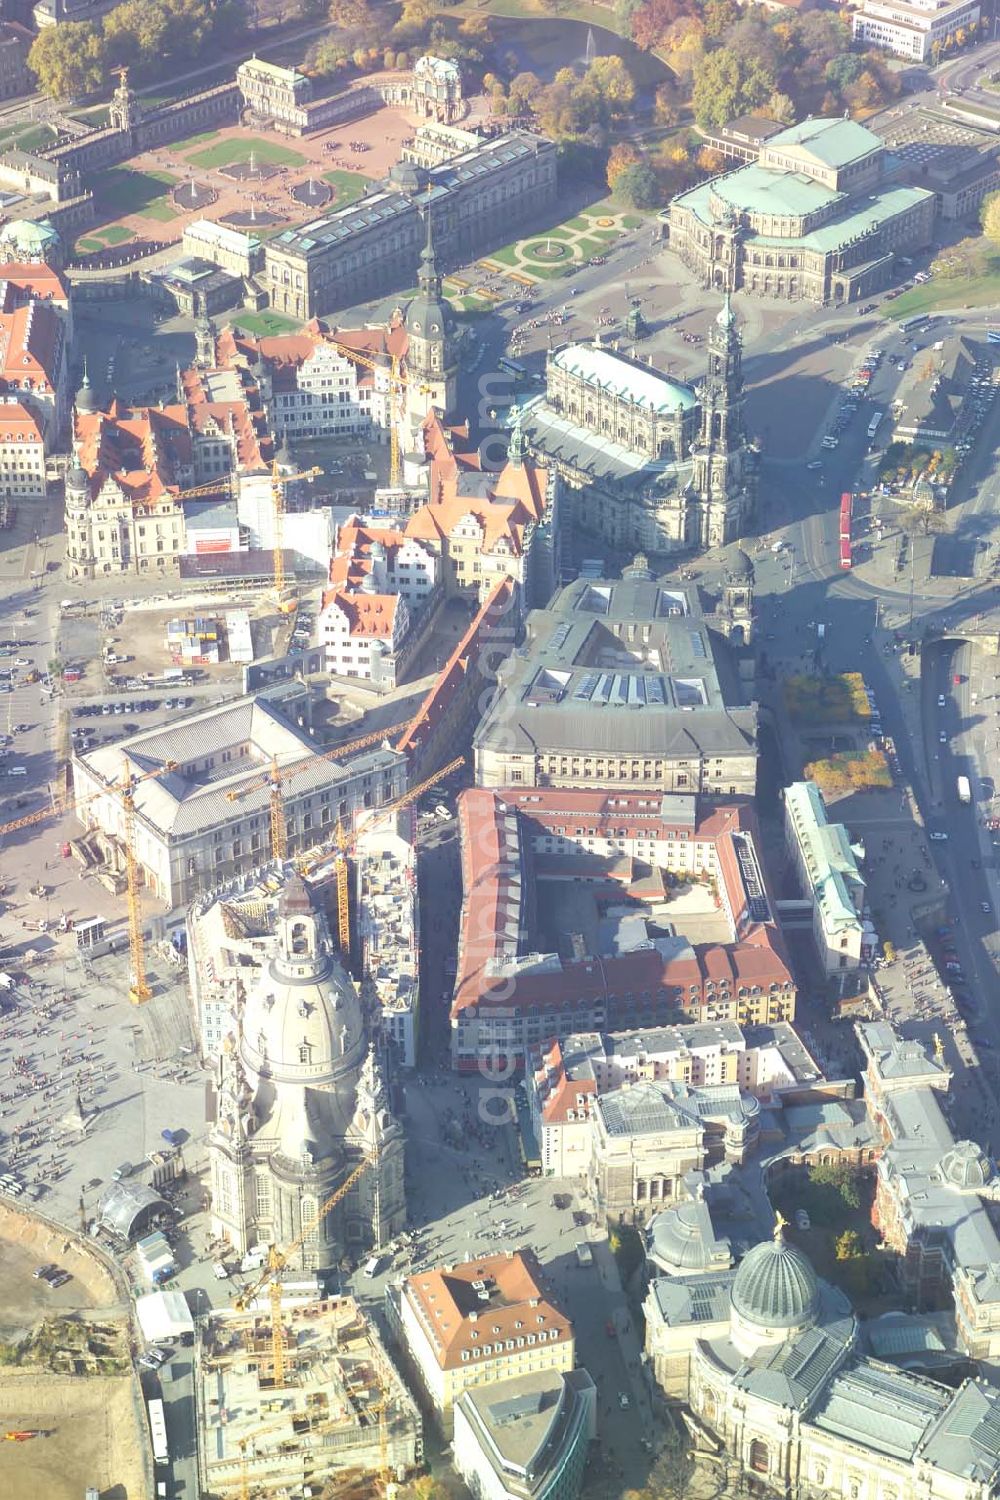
686, 294, 755, 550
207, 875, 405, 1269
404, 211, 457, 430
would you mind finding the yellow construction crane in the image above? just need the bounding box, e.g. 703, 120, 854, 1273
234, 1156, 372, 1389
118, 765, 151, 1005
323, 337, 432, 490
227, 1416, 296, 1500
178, 463, 320, 611
299, 755, 465, 952
0, 759, 177, 1005
224, 720, 412, 867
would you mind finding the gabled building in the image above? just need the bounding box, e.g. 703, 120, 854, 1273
0, 288, 68, 444
406, 409, 557, 606
329, 519, 439, 610
319, 587, 411, 690
0, 397, 46, 500
65, 371, 275, 579
214, 319, 398, 443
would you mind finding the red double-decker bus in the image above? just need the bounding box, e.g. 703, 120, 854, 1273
839, 492, 853, 541
840, 539, 853, 570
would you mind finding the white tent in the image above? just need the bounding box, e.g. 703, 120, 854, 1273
135, 1289, 194, 1344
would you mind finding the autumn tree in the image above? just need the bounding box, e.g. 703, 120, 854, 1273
767, 90, 795, 123
607, 141, 641, 191
691, 47, 774, 130
835, 1230, 863, 1261
614, 160, 660, 207
695, 145, 725, 174
630, 0, 692, 52
661, 14, 705, 80
586, 54, 636, 115
981, 189, 1000, 243
508, 69, 542, 113
703, 0, 739, 39
328, 0, 372, 25
29, 21, 106, 99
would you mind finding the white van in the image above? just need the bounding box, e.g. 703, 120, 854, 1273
362, 1254, 384, 1279
6, 766, 27, 776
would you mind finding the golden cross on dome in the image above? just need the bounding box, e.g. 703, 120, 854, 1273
773, 1211, 787, 1242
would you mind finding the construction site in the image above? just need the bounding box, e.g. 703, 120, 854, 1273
195, 1295, 422, 1499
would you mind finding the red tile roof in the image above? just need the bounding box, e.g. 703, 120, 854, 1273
404, 1250, 572, 1372
0, 298, 63, 393
0, 263, 70, 306
396, 577, 516, 757
321, 587, 402, 639
0, 400, 43, 440
451, 789, 794, 1026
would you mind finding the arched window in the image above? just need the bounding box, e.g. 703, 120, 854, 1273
291, 920, 309, 955
750, 1440, 769, 1474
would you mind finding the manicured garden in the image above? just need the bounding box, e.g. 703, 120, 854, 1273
75, 224, 137, 255
95, 167, 179, 221
321, 168, 372, 208
188, 136, 307, 170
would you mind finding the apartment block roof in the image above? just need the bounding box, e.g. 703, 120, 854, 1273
321, 588, 404, 640
0, 399, 43, 441
0, 296, 63, 395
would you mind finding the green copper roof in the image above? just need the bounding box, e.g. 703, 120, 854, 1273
674, 178, 933, 256
766, 117, 882, 170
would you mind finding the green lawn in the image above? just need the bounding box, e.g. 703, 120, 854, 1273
189, 136, 308, 169
226, 308, 302, 336
96, 167, 178, 219
321, 168, 372, 208
885, 265, 1000, 320
486, 245, 521, 267
171, 129, 221, 153
99, 224, 136, 245
575, 235, 611, 257
75, 224, 136, 253
0, 121, 58, 153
